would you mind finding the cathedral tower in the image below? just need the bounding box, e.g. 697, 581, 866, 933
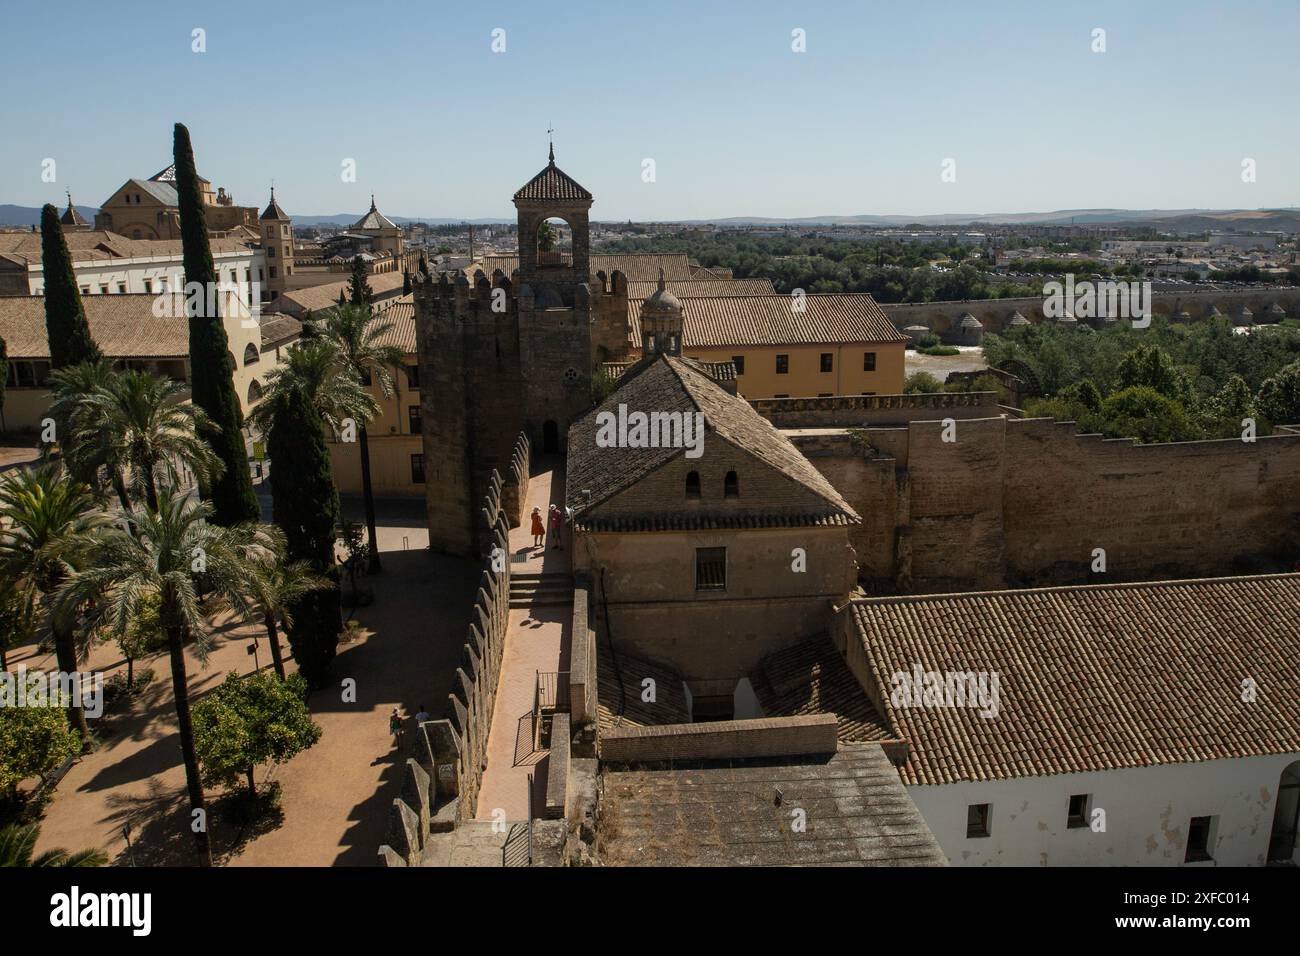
259, 188, 293, 302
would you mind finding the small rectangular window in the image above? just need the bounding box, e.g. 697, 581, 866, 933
820, 352, 833, 373
1067, 794, 1090, 829
268, 246, 276, 257
863, 351, 877, 372
410, 453, 426, 484
405, 363, 420, 388
268, 266, 278, 278
408, 405, 422, 435
776, 354, 789, 374
966, 803, 991, 838
695, 547, 726, 591
731, 355, 745, 375
1185, 816, 1214, 862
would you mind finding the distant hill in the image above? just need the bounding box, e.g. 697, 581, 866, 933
5, 202, 1297, 232
0, 203, 100, 227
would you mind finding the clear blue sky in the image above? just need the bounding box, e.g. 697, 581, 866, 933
4, 0, 1298, 220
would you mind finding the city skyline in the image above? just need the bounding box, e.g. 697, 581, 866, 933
4, 0, 1299, 220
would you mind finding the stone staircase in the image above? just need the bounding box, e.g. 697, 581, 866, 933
509, 572, 574, 609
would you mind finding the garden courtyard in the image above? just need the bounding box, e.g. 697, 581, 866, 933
22, 494, 477, 867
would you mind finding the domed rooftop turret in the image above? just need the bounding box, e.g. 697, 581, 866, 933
642, 269, 683, 316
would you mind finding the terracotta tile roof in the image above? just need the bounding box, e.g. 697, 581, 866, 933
566, 354, 859, 530
0, 293, 214, 358
477, 253, 694, 283
628, 293, 908, 350
0, 230, 254, 268
370, 301, 417, 355
598, 743, 947, 866
260, 191, 289, 221
625, 278, 776, 298
258, 314, 302, 350
848, 574, 1300, 786
512, 161, 593, 203
597, 644, 690, 732
274, 270, 407, 315
751, 637, 894, 742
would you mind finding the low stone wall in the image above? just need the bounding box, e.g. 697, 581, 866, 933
753, 391, 999, 429
380, 463, 522, 865
568, 575, 597, 733
600, 714, 839, 763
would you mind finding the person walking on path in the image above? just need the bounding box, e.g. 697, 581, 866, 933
530, 507, 546, 548
389, 707, 405, 748
548, 504, 564, 550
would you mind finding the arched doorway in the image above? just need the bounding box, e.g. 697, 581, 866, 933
542, 420, 559, 455
1268, 759, 1300, 862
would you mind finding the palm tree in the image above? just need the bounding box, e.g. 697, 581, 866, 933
0, 464, 111, 739
314, 303, 403, 573
58, 488, 273, 867
246, 526, 327, 680
46, 358, 130, 510
249, 337, 377, 438
0, 823, 106, 867
77, 371, 221, 511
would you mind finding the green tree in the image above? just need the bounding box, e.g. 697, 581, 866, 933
247, 528, 327, 681
58, 489, 273, 867
0, 465, 110, 739
1116, 344, 1187, 400
0, 823, 105, 867
537, 220, 556, 253
77, 371, 221, 511
0, 696, 81, 801
39, 204, 102, 370
1257, 360, 1300, 426
192, 672, 321, 798
173, 122, 260, 526
0, 335, 7, 425
249, 342, 367, 686
315, 304, 403, 573
903, 371, 944, 394
1099, 386, 1198, 444
348, 256, 374, 306
402, 269, 412, 295
1059, 379, 1103, 412
0, 576, 36, 672
47, 359, 131, 509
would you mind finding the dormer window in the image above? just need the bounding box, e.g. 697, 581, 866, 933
724, 471, 739, 498
685, 471, 701, 499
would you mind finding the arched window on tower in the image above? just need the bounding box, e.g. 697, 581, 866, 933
685, 471, 701, 499
724, 470, 739, 498
247, 380, 262, 403
243, 343, 259, 365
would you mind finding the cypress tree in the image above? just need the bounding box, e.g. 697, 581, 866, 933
40, 204, 102, 369
348, 256, 373, 306
266, 382, 342, 686
173, 122, 260, 525
0, 336, 6, 427
417, 253, 429, 278
402, 269, 411, 295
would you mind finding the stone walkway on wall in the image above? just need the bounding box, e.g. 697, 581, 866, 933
474, 459, 572, 823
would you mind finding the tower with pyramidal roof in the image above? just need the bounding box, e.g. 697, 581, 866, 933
411, 145, 632, 556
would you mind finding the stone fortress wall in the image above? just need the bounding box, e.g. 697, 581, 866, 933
882, 287, 1300, 340
379, 451, 526, 866
767, 396, 1300, 593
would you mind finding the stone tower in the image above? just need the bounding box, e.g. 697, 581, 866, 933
259, 188, 293, 302
59, 192, 91, 233
639, 269, 684, 356
412, 148, 631, 556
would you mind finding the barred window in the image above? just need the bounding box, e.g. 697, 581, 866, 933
695, 547, 726, 591
410, 454, 426, 484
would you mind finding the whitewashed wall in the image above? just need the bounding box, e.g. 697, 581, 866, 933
907, 751, 1300, 866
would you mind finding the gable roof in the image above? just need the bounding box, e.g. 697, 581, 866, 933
0, 231, 256, 269
272, 270, 407, 316
513, 160, 593, 203
0, 293, 251, 359
566, 354, 858, 530
120, 177, 180, 207
848, 574, 1300, 786
628, 293, 908, 350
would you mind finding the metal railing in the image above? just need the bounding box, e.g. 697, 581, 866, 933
531, 669, 571, 753
526, 772, 534, 865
